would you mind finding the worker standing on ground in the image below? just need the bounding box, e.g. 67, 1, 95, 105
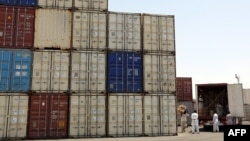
226, 111, 233, 125
191, 110, 199, 134
212, 111, 219, 132
181, 110, 189, 132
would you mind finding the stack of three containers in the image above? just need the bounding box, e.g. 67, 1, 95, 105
0, 0, 35, 140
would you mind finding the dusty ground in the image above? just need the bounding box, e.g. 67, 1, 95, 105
23, 121, 250, 141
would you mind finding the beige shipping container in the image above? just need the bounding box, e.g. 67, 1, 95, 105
0, 95, 28, 139
34, 9, 71, 49
144, 53, 176, 93
243, 89, 250, 104
72, 11, 107, 50
108, 12, 141, 51
142, 14, 175, 52
69, 95, 106, 137
37, 0, 72, 9
71, 51, 106, 92
31, 50, 69, 92
160, 95, 177, 135
227, 84, 244, 117
74, 0, 108, 11
108, 95, 142, 136
144, 95, 177, 135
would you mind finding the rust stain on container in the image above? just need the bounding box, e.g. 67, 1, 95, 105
28, 94, 68, 139
0, 6, 35, 48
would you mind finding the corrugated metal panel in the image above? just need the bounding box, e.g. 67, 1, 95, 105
0, 49, 32, 92
71, 51, 106, 92
160, 95, 177, 135
74, 0, 108, 11
72, 11, 107, 50
0, 6, 35, 48
108, 95, 142, 136
227, 83, 244, 117
34, 9, 71, 49
0, 94, 28, 139
243, 89, 250, 104
108, 12, 141, 51
0, 0, 36, 6
107, 52, 142, 93
142, 14, 175, 52
69, 95, 106, 137
243, 104, 250, 121
144, 53, 176, 93
37, 0, 72, 9
176, 77, 192, 101
144, 95, 160, 135
28, 94, 68, 139
31, 50, 69, 92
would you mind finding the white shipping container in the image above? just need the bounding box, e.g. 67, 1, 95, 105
142, 14, 175, 52
227, 84, 245, 117
160, 95, 177, 135
144, 96, 160, 135
0, 95, 28, 139
71, 51, 106, 92
74, 0, 108, 11
37, 0, 72, 9
72, 11, 107, 50
32, 51, 69, 92
108, 12, 141, 51
108, 95, 142, 136
69, 95, 106, 137
144, 53, 176, 93
34, 9, 71, 49
243, 89, 250, 104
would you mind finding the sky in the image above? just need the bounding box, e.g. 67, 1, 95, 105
108, 0, 250, 98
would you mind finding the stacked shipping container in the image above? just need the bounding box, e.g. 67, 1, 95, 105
0, 0, 177, 140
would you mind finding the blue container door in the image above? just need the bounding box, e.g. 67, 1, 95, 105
126, 52, 142, 92
107, 52, 142, 93
108, 52, 125, 92
0, 50, 12, 91
11, 49, 31, 92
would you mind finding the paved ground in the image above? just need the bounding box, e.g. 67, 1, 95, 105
23, 121, 250, 141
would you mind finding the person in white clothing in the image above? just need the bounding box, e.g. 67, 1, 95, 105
181, 110, 189, 132
213, 111, 219, 132
191, 110, 199, 134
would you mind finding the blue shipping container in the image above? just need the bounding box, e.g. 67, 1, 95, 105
107, 52, 142, 93
0, 49, 32, 92
0, 0, 37, 6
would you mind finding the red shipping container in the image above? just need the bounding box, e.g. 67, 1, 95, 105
0, 6, 35, 48
28, 94, 68, 139
176, 77, 193, 101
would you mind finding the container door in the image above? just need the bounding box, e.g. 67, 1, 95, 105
0, 96, 9, 138
48, 95, 68, 138
7, 95, 28, 139
11, 50, 32, 92
0, 6, 15, 47
227, 84, 245, 117
0, 49, 12, 91
28, 95, 49, 138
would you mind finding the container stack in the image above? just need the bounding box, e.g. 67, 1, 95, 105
176, 77, 193, 126
243, 89, 250, 121
0, 1, 34, 140
0, 0, 177, 140
141, 14, 177, 136
69, 0, 108, 138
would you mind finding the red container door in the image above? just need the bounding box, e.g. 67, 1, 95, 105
28, 94, 69, 139
15, 7, 35, 48
0, 6, 15, 47
28, 95, 49, 138
49, 95, 68, 138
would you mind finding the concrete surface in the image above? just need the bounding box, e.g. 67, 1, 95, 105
23, 121, 250, 141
